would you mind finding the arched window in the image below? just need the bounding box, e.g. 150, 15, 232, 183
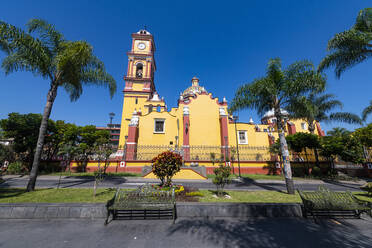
157, 105, 161, 112
136, 63, 143, 78
135, 97, 138, 104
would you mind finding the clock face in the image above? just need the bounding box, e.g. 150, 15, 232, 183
137, 42, 146, 50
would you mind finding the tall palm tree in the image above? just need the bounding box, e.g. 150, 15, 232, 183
287, 92, 362, 166
0, 19, 116, 191
362, 100, 372, 122
318, 8, 372, 78
229, 58, 326, 194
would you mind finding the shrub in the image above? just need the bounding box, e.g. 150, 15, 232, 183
7, 161, 24, 174
311, 166, 322, 177
212, 164, 231, 196
185, 191, 203, 197
292, 164, 307, 177
151, 151, 182, 186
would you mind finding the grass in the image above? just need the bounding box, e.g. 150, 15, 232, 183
42, 172, 141, 177
0, 188, 370, 204
0, 188, 126, 203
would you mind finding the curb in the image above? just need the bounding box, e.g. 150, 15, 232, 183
0, 202, 303, 219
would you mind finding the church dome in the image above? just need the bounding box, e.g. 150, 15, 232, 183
137, 29, 151, 35
182, 77, 208, 98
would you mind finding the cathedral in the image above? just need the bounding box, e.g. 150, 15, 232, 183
106, 29, 325, 177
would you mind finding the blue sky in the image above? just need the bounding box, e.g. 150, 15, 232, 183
0, 0, 371, 132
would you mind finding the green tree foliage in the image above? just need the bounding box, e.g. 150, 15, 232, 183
286, 133, 320, 153
151, 151, 182, 186
320, 133, 364, 165
353, 123, 372, 147
0, 143, 15, 166
288, 93, 362, 133
0, 113, 55, 169
318, 8, 372, 78
229, 58, 326, 194
0, 19, 116, 191
327, 127, 351, 137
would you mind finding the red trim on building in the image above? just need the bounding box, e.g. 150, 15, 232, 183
126, 125, 138, 160
316, 122, 326, 136
287, 122, 296, 135
183, 115, 190, 160
219, 115, 229, 159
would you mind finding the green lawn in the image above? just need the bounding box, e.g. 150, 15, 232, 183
43, 172, 141, 177
0, 188, 370, 204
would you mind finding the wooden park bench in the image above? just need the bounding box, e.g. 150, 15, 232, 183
298, 185, 371, 220
105, 184, 176, 225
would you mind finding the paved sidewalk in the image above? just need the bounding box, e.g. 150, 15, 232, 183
0, 218, 371, 248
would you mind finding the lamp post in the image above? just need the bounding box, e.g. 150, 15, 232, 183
108, 112, 115, 148
233, 115, 241, 178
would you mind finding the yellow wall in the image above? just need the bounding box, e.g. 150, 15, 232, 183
137, 111, 179, 146
180, 94, 227, 146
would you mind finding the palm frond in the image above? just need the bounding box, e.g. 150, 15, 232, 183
27, 19, 64, 55
362, 100, 372, 121
0, 21, 52, 78
318, 8, 372, 78
329, 112, 363, 125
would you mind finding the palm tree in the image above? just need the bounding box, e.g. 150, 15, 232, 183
362, 100, 372, 122
318, 8, 372, 78
327, 127, 351, 137
229, 58, 326, 194
287, 92, 362, 167
0, 19, 116, 191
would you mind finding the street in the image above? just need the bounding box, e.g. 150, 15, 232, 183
0, 218, 371, 248
0, 175, 366, 192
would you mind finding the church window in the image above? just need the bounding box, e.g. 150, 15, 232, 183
154, 119, 165, 133
238, 131, 248, 144
135, 97, 138, 104
136, 63, 143, 78
156, 106, 161, 112
301, 122, 307, 130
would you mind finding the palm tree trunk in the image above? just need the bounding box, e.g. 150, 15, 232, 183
275, 109, 295, 194
26, 82, 58, 191
309, 124, 320, 168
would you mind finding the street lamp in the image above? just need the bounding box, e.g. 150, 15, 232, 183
233, 115, 241, 178
108, 112, 115, 148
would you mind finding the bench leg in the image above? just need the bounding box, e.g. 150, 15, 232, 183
104, 210, 112, 226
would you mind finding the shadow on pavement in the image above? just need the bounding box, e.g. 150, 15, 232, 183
168, 218, 372, 248
234, 177, 286, 193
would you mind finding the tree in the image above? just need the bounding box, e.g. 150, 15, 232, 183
353, 123, 372, 161
327, 127, 351, 137
0, 19, 116, 191
229, 58, 326, 194
0, 113, 56, 170
320, 132, 365, 167
286, 133, 320, 175
151, 151, 182, 187
287, 92, 362, 166
318, 8, 372, 78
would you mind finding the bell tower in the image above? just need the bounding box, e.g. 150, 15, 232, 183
118, 29, 157, 149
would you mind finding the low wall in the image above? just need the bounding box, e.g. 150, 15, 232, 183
0, 203, 303, 219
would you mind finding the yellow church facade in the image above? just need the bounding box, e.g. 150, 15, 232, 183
95, 29, 327, 176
